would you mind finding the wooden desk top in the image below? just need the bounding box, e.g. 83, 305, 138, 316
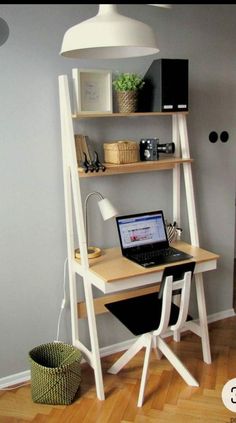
79, 241, 219, 283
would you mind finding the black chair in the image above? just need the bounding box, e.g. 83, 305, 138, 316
105, 262, 198, 407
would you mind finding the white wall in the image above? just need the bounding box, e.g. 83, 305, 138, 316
0, 4, 235, 378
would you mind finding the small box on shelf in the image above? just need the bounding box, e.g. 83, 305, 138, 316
103, 140, 139, 164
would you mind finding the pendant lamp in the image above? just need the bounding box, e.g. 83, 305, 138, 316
60, 4, 159, 59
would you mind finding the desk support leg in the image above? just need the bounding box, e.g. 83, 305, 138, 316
195, 273, 211, 364
83, 275, 105, 400
178, 114, 212, 364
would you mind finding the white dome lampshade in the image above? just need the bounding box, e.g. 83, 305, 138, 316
98, 197, 118, 221
60, 4, 159, 59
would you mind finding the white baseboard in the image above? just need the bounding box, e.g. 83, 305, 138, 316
0, 370, 30, 389
1, 308, 235, 389
206, 308, 235, 323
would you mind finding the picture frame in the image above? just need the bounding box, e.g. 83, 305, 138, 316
72, 68, 113, 115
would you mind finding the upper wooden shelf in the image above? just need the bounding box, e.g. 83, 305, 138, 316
72, 111, 189, 119
78, 157, 193, 178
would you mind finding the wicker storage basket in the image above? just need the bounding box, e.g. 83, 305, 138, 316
103, 140, 139, 164
29, 342, 82, 405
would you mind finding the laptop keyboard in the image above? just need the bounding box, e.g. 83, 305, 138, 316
131, 247, 180, 262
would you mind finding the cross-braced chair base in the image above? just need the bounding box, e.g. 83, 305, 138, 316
108, 332, 198, 407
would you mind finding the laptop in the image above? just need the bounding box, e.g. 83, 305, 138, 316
116, 210, 193, 268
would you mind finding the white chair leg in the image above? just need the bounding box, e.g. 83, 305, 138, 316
172, 292, 181, 341
108, 335, 146, 375
157, 337, 199, 387
152, 335, 163, 360
137, 334, 152, 407
173, 329, 181, 342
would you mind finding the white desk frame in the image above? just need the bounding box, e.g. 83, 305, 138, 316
59, 74, 219, 401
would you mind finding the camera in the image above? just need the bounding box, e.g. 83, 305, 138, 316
157, 142, 175, 155
140, 138, 158, 161
139, 138, 175, 161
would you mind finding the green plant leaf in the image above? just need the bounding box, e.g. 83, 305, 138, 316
112, 72, 145, 91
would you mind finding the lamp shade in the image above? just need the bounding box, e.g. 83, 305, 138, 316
98, 197, 118, 221
60, 4, 159, 59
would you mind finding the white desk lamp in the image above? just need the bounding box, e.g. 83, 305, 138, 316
75, 191, 118, 259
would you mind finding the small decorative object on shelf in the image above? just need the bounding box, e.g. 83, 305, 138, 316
165, 221, 182, 243
139, 138, 175, 161
103, 140, 139, 164
82, 152, 106, 173
92, 151, 106, 172
82, 153, 94, 173
112, 73, 145, 113
72, 68, 113, 114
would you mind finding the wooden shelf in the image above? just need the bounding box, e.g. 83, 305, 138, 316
78, 157, 193, 178
73, 111, 189, 119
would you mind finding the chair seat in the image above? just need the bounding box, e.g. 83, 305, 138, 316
105, 292, 192, 336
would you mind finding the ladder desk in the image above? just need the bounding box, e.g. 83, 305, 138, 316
74, 241, 219, 401
58, 74, 219, 401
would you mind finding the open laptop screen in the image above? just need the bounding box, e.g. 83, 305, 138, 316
116, 210, 168, 251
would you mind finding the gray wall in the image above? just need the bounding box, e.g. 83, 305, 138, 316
0, 4, 235, 378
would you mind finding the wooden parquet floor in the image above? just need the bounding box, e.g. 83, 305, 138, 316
1, 316, 236, 422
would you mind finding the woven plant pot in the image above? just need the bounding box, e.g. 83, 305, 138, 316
29, 342, 82, 405
116, 91, 138, 113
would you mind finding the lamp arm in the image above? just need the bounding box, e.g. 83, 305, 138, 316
84, 191, 104, 245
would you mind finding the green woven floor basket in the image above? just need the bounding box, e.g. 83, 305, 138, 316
29, 342, 82, 405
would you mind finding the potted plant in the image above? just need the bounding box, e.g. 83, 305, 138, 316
112, 72, 145, 113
